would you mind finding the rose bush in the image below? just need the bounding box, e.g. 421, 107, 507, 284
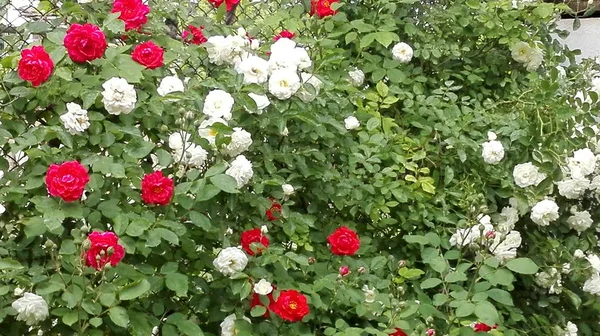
0, 0, 600, 335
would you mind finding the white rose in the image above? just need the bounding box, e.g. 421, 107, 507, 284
282, 184, 294, 195
293, 47, 312, 70
296, 73, 322, 103
344, 116, 360, 130
213, 247, 248, 276
568, 148, 596, 178
247, 93, 270, 114
530, 199, 559, 226
557, 178, 590, 199
253, 279, 273, 295
169, 132, 191, 151
583, 272, 600, 295
513, 162, 546, 188
497, 204, 519, 233
348, 68, 365, 87
226, 155, 254, 188
222, 127, 252, 157
586, 254, 600, 272
11, 292, 49, 326
205, 36, 232, 65
511, 41, 533, 63
525, 47, 543, 72
157, 76, 184, 97
203, 90, 235, 120
270, 38, 297, 54
268, 70, 301, 100
60, 103, 90, 135
565, 321, 578, 336
481, 132, 504, 164
224, 35, 249, 65
567, 210, 593, 233
101, 77, 137, 115
574, 249, 585, 259
169, 132, 208, 169
198, 118, 228, 146
220, 314, 251, 336
235, 55, 269, 85
489, 230, 522, 263
391, 42, 413, 63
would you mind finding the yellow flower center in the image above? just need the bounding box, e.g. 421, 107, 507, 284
280, 80, 289, 88
208, 129, 217, 136
289, 301, 297, 310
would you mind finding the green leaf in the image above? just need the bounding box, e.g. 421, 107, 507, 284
62, 311, 78, 326
108, 306, 129, 328
55, 67, 72, 81
210, 174, 240, 193
124, 137, 155, 159
250, 305, 267, 317
189, 211, 211, 231
404, 235, 428, 245
456, 302, 475, 317
0, 258, 23, 270
149, 228, 180, 245
119, 279, 151, 301
374, 31, 399, 48
398, 267, 424, 279
487, 289, 514, 306
474, 301, 499, 326
505, 258, 539, 275
46, 30, 66, 45
177, 320, 204, 336
165, 273, 188, 297
420, 278, 442, 289
103, 12, 126, 34
370, 256, 387, 270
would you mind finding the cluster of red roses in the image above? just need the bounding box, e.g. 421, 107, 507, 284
310, 0, 340, 18
45, 161, 174, 270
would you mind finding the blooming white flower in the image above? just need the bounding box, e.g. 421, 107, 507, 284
270, 38, 297, 55
157, 76, 184, 97
14, 287, 24, 296
268, 70, 301, 100
568, 148, 596, 178
530, 199, 559, 226
220, 314, 251, 336
267, 38, 311, 72
525, 47, 544, 72
392, 42, 413, 63
535, 268, 562, 294
583, 272, 600, 295
449, 222, 494, 248
497, 202, 519, 233
565, 321, 578, 336
567, 209, 593, 233
586, 254, 600, 272
226, 155, 254, 188
169, 132, 208, 169
481, 131, 504, 164
513, 162, 546, 188
253, 279, 273, 295
247, 93, 270, 114
60, 103, 90, 135
101, 77, 137, 115
489, 231, 522, 263
511, 41, 533, 63
203, 90, 235, 120
344, 116, 360, 130
11, 293, 49, 326
213, 247, 248, 276
205, 36, 233, 65
198, 118, 228, 146
222, 127, 252, 157
294, 47, 312, 70
557, 178, 590, 199
574, 249, 585, 259
282, 184, 294, 196
296, 73, 322, 103
235, 55, 269, 85
362, 285, 376, 303
348, 68, 365, 87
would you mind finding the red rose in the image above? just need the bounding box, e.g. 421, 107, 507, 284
112, 0, 150, 31
271, 290, 309, 322
17, 46, 53, 87
274, 30, 296, 41
132, 41, 164, 69
182, 25, 207, 45
206, 0, 240, 11
240, 228, 269, 256
473, 323, 497, 332
327, 226, 360, 255
389, 328, 407, 336
45, 161, 90, 202
63, 23, 107, 63
141, 171, 174, 205
310, 0, 339, 18
85, 231, 125, 270
266, 198, 281, 221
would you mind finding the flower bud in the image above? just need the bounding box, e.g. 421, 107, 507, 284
82, 239, 91, 250
160, 124, 169, 132
426, 316, 434, 324
81, 225, 90, 233
358, 266, 366, 274
397, 260, 406, 268
339, 265, 350, 277
184, 111, 195, 120
308, 257, 316, 264
107, 246, 115, 255
486, 231, 496, 239
260, 225, 268, 234
478, 224, 486, 232
426, 328, 436, 336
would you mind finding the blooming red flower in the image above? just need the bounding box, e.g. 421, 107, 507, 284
310, 0, 339, 18
389, 328, 407, 336
327, 226, 360, 255
271, 290, 309, 322
111, 0, 150, 31
241, 228, 270, 256
132, 41, 164, 69
274, 30, 296, 41
63, 23, 107, 63
339, 265, 350, 276
141, 171, 174, 205
206, 0, 240, 11
473, 323, 497, 332
45, 161, 90, 202
85, 231, 125, 270
182, 25, 207, 45
266, 198, 281, 221
17, 46, 53, 87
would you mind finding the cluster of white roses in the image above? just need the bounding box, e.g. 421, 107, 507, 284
511, 41, 544, 71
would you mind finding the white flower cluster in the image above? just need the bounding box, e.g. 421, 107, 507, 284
101, 77, 137, 115
226, 155, 254, 188
449, 214, 494, 248
168, 131, 208, 169
481, 131, 504, 164
205, 28, 256, 66
511, 41, 544, 71
60, 103, 90, 135
11, 292, 49, 326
